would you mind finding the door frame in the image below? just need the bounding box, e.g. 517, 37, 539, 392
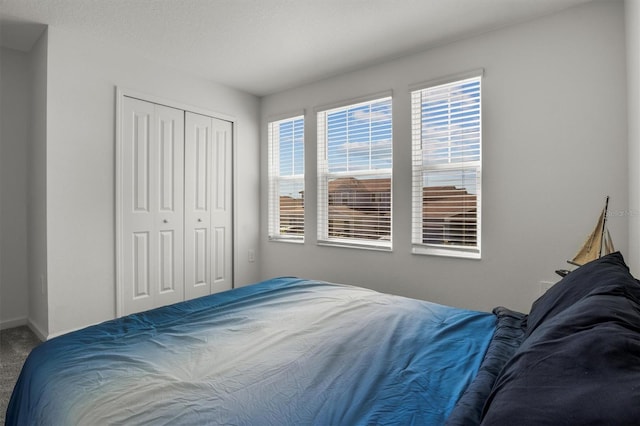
115, 87, 237, 317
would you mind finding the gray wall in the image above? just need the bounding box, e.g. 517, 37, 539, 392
27, 30, 49, 337
1, 0, 633, 335
0, 26, 262, 337
627, 0, 640, 275
0, 47, 30, 327
41, 26, 261, 336
260, 0, 628, 314
0, 31, 49, 334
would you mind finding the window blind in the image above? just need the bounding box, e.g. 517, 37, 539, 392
411, 75, 481, 258
268, 115, 305, 241
317, 97, 392, 250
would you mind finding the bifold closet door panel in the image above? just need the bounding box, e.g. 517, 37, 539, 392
184, 112, 233, 300
210, 117, 233, 294
121, 97, 185, 315
184, 112, 212, 300
155, 105, 185, 306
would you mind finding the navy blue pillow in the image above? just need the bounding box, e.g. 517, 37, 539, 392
481, 269, 640, 425
525, 251, 634, 338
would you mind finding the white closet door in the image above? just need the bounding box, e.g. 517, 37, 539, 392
210, 118, 233, 294
121, 97, 185, 315
184, 112, 212, 300
185, 112, 233, 299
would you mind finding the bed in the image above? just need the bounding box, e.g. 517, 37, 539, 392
6, 252, 640, 425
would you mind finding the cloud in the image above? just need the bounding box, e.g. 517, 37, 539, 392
328, 138, 392, 172
351, 108, 391, 123
332, 138, 392, 154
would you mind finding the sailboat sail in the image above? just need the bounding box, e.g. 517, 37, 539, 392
603, 228, 615, 255
567, 196, 614, 267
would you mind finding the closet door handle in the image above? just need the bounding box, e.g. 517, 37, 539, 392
197, 218, 203, 222
163, 219, 169, 224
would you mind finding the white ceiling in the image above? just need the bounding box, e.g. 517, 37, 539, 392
0, 0, 594, 96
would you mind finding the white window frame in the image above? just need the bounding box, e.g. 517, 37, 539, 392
411, 71, 483, 259
267, 114, 305, 243
317, 95, 393, 251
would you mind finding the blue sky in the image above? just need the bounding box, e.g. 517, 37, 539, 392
278, 117, 304, 177
421, 79, 480, 166
419, 78, 481, 195
326, 98, 392, 173
275, 79, 479, 198
276, 117, 305, 199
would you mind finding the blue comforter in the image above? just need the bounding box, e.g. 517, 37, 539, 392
6, 277, 503, 425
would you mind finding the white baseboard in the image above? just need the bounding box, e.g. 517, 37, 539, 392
27, 319, 47, 342
1, 316, 49, 342
46, 323, 94, 340
2, 317, 102, 341
0, 316, 28, 330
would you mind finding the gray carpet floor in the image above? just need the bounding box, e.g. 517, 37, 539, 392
0, 326, 41, 426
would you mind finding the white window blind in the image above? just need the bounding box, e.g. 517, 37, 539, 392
411, 75, 481, 258
268, 115, 305, 241
317, 97, 392, 250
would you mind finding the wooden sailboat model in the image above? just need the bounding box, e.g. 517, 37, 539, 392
556, 196, 615, 277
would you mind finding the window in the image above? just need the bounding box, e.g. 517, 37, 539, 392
317, 96, 392, 250
268, 115, 305, 241
411, 73, 482, 258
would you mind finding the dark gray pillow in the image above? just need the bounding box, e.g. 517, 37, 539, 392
525, 251, 634, 338
481, 267, 640, 425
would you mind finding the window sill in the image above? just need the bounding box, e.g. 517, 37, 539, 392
318, 238, 392, 252
412, 244, 481, 260
269, 236, 304, 244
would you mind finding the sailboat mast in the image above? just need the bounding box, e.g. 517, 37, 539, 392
599, 195, 610, 258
